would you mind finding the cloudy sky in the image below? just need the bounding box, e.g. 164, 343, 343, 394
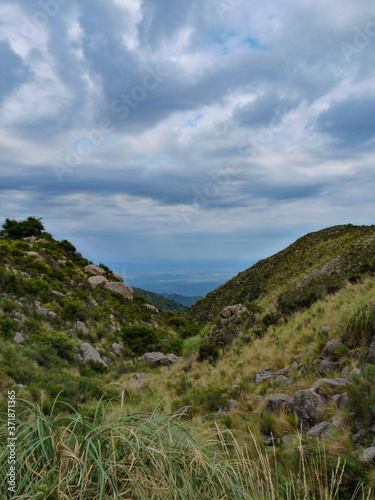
1, 0, 375, 295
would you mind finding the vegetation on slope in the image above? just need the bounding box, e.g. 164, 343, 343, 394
133, 287, 187, 312
186, 224, 375, 324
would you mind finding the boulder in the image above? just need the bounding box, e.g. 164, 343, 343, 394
26, 251, 39, 257
23, 236, 36, 243
255, 365, 292, 384
318, 359, 337, 375
266, 394, 294, 414
14, 332, 24, 344
361, 447, 375, 463
104, 282, 133, 299
142, 352, 180, 367
75, 321, 88, 334
220, 304, 248, 319
88, 276, 107, 286
112, 343, 123, 356
294, 389, 326, 431
306, 421, 335, 439
145, 304, 159, 313
331, 393, 349, 409
84, 264, 106, 276
311, 378, 350, 394
113, 273, 124, 282
319, 339, 344, 360
80, 343, 108, 366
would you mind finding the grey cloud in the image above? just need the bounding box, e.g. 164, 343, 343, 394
316, 95, 375, 148
0, 41, 30, 101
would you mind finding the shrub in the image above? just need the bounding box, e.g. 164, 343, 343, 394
2, 216, 44, 239
121, 325, 160, 355
347, 364, 375, 430
29, 330, 75, 360
0, 318, 15, 338
24, 278, 50, 296
62, 299, 88, 322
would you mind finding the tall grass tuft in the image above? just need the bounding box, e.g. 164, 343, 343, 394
0, 395, 370, 499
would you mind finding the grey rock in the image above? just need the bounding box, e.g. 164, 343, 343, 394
112, 343, 123, 356
142, 352, 180, 367
294, 389, 326, 431
48, 311, 57, 319
145, 304, 159, 313
84, 264, 106, 276
350, 368, 361, 376
319, 326, 330, 334
26, 251, 39, 257
75, 321, 88, 334
319, 339, 343, 360
23, 236, 36, 243
319, 359, 337, 375
88, 276, 107, 286
311, 378, 350, 394
37, 306, 51, 316
266, 394, 294, 414
361, 447, 375, 463
101, 355, 113, 366
52, 290, 65, 297
341, 366, 350, 377
229, 399, 238, 408
80, 343, 108, 366
255, 367, 274, 384
260, 435, 274, 445
14, 332, 24, 344
113, 273, 124, 282
306, 421, 335, 439
220, 304, 248, 319
104, 282, 133, 299
331, 393, 349, 409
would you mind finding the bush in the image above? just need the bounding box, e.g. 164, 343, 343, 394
347, 364, 375, 430
121, 325, 160, 355
2, 216, 44, 239
342, 299, 375, 347
0, 318, 15, 338
24, 278, 49, 296
29, 330, 75, 360
62, 299, 88, 322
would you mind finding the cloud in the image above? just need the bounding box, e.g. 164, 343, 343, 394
0, 0, 375, 293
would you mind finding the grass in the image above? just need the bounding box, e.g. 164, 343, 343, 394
1, 396, 371, 499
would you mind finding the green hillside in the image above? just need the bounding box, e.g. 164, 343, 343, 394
186, 224, 375, 324
2, 218, 375, 498
133, 287, 187, 312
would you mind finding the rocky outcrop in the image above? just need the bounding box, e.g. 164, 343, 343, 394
104, 282, 133, 299
111, 343, 123, 356
84, 264, 106, 276
255, 366, 292, 384
113, 273, 124, 282
220, 304, 249, 319
88, 276, 107, 286
266, 394, 294, 414
311, 378, 350, 394
319, 359, 336, 375
142, 352, 181, 366
145, 304, 159, 313
306, 421, 335, 439
75, 321, 88, 334
319, 339, 344, 360
294, 389, 327, 431
14, 332, 24, 344
80, 343, 108, 366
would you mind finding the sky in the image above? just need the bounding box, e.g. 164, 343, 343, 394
1, 0, 375, 295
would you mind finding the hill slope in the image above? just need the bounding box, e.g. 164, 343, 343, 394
186, 224, 375, 324
161, 293, 202, 307
133, 287, 187, 312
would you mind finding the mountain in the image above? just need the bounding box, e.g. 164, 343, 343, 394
186, 224, 375, 324
3, 218, 375, 497
161, 293, 202, 307
133, 287, 187, 312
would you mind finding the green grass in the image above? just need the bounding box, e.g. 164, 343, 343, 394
0, 396, 371, 499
